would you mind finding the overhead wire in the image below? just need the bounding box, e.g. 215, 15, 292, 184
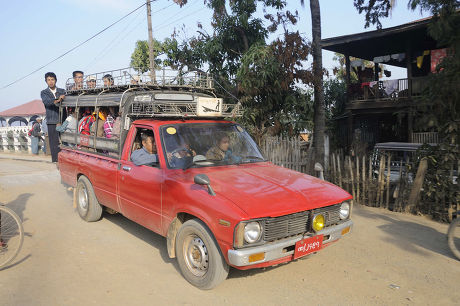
1, 1, 150, 89
87, 2, 203, 70
85, 2, 176, 70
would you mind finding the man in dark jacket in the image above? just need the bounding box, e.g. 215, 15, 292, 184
40, 72, 65, 163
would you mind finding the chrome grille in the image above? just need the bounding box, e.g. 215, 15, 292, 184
312, 204, 341, 226
263, 211, 310, 242
262, 204, 342, 242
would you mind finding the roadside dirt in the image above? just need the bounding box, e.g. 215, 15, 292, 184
0, 157, 459, 305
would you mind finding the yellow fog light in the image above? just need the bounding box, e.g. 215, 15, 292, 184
312, 214, 325, 232
249, 252, 265, 263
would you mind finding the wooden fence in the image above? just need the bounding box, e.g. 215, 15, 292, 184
326, 151, 458, 221
260, 136, 310, 173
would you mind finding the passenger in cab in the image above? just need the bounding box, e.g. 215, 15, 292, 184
103, 74, 114, 87
131, 133, 158, 166
71, 71, 84, 90
206, 133, 241, 162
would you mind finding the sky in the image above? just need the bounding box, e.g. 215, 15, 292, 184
0, 0, 427, 112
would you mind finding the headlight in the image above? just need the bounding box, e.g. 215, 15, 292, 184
244, 222, 262, 244
312, 214, 325, 232
339, 202, 350, 220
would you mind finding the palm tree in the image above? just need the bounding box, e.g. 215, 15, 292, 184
302, 0, 325, 170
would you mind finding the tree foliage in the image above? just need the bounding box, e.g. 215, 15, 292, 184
131, 0, 316, 142
130, 39, 165, 73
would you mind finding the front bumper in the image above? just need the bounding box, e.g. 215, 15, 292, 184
228, 219, 353, 267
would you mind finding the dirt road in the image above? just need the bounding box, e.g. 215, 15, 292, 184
0, 156, 459, 305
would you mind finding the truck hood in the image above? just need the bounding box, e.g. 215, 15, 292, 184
195, 163, 352, 219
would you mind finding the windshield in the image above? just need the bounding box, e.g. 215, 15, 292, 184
160, 123, 265, 169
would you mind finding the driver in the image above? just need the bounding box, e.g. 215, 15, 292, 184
131, 133, 158, 166
206, 133, 240, 162
168, 140, 196, 168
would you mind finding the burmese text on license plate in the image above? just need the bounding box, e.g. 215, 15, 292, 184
293, 235, 323, 259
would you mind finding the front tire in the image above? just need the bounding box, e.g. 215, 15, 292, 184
76, 176, 102, 222
175, 219, 229, 289
447, 217, 460, 260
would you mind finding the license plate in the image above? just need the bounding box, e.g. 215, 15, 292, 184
293, 235, 323, 259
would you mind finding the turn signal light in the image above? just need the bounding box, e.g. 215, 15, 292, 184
248, 252, 265, 263
341, 227, 350, 235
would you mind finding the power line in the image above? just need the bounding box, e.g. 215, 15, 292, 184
1, 2, 149, 89
86, 2, 176, 70
87, 3, 202, 70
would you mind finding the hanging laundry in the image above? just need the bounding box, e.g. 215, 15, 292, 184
416, 50, 430, 69
369, 81, 378, 87
382, 80, 398, 96
390, 53, 405, 62
351, 59, 363, 67
373, 56, 384, 63
431, 48, 447, 73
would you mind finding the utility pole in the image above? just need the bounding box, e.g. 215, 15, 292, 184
146, 0, 156, 83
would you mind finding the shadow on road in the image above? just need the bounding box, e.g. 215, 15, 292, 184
103, 213, 181, 273
354, 207, 454, 259
0, 254, 32, 271
5, 193, 33, 223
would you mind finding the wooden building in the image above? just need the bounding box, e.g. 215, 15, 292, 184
322, 16, 448, 149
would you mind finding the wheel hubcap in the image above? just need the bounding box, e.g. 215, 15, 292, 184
184, 235, 208, 277
78, 185, 88, 211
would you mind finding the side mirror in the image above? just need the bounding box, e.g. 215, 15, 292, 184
194, 174, 216, 196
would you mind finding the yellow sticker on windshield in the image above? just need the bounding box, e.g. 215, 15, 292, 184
166, 127, 177, 135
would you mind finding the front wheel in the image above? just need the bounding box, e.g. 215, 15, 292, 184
447, 217, 460, 260
175, 219, 229, 289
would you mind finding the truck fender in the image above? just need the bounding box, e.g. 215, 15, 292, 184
166, 217, 183, 258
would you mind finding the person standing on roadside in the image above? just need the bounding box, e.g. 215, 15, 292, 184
40, 72, 65, 163
30, 118, 43, 155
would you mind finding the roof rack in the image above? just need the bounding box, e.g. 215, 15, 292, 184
61, 89, 243, 118
65, 67, 214, 94
128, 93, 242, 118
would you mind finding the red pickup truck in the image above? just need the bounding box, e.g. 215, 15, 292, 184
58, 76, 353, 289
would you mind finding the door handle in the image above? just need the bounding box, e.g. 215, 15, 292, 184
122, 166, 131, 172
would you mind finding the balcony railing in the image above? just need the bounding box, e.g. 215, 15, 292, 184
411, 132, 439, 144
348, 77, 429, 102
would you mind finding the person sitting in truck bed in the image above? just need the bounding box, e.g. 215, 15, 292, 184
206, 133, 241, 163
90, 107, 109, 137
131, 133, 158, 166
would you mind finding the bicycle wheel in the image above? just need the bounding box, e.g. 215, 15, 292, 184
447, 217, 460, 260
0, 205, 24, 269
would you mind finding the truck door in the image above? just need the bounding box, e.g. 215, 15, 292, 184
117, 126, 163, 234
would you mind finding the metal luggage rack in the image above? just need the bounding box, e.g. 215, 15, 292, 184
65, 67, 214, 94
128, 101, 243, 118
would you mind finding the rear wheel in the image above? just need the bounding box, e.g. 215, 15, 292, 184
76, 176, 102, 222
175, 219, 229, 289
447, 217, 460, 260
